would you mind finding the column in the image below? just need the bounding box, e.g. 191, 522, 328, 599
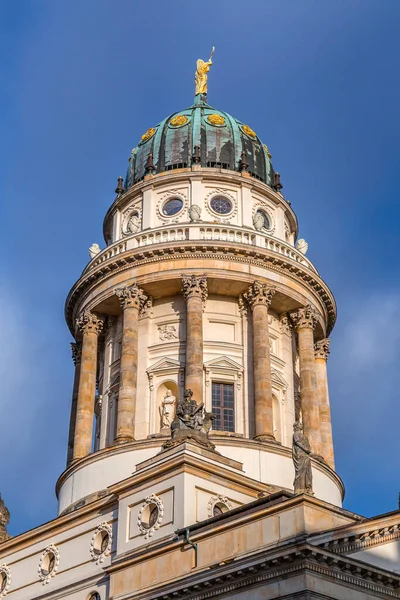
290, 305, 321, 455
115, 283, 149, 443
315, 339, 335, 468
66, 342, 82, 466
181, 274, 208, 402
279, 315, 296, 446
73, 311, 104, 461
244, 281, 276, 442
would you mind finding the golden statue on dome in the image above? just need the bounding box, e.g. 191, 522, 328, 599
195, 47, 214, 95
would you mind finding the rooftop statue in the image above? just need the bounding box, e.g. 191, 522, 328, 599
163, 389, 216, 450
0, 495, 10, 543
195, 47, 214, 96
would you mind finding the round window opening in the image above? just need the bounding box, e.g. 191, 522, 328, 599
41, 551, 56, 577
213, 502, 230, 517
92, 530, 110, 556
162, 198, 183, 216
0, 573, 7, 594
140, 503, 159, 529
210, 196, 233, 215
256, 209, 270, 230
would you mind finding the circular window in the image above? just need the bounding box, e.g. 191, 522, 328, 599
210, 197, 233, 215
92, 530, 110, 556
162, 198, 183, 216
140, 503, 159, 529
256, 209, 270, 229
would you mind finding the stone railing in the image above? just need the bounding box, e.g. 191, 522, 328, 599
84, 224, 317, 274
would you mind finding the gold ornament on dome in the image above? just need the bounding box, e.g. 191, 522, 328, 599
170, 115, 189, 127
264, 144, 272, 158
195, 47, 215, 95
207, 114, 225, 126
242, 125, 257, 139
141, 128, 156, 143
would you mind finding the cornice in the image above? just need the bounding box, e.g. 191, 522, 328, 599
64, 242, 336, 336
318, 522, 400, 555
103, 168, 298, 240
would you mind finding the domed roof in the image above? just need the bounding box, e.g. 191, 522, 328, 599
125, 95, 275, 189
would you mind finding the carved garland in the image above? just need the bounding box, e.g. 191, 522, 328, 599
90, 521, 113, 565
0, 565, 11, 598
156, 189, 188, 224
204, 188, 237, 222
38, 544, 60, 585
207, 495, 233, 518
137, 494, 164, 539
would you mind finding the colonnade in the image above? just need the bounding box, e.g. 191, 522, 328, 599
67, 276, 334, 470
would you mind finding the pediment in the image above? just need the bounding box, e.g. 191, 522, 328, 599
271, 369, 288, 389
203, 356, 243, 371
147, 357, 184, 374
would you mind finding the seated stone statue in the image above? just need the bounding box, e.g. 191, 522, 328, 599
163, 389, 216, 450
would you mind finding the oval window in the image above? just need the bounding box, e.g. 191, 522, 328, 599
93, 530, 110, 555
256, 209, 270, 229
41, 551, 56, 576
210, 197, 232, 215
141, 503, 159, 529
162, 198, 183, 216
0, 573, 7, 594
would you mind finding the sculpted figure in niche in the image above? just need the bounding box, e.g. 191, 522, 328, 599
188, 204, 202, 222
163, 389, 216, 450
160, 389, 176, 430
253, 212, 265, 231
295, 238, 308, 255
292, 422, 313, 495
125, 211, 140, 234
89, 243, 101, 260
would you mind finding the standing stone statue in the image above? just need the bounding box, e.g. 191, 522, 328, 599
292, 422, 313, 495
163, 389, 216, 450
160, 389, 176, 430
0, 495, 10, 542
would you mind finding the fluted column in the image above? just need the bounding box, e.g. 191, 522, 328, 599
315, 339, 335, 468
244, 281, 276, 442
181, 274, 208, 402
115, 283, 149, 443
73, 311, 104, 461
66, 342, 82, 466
290, 305, 321, 455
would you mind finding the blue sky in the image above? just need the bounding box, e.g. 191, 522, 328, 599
1, 0, 400, 536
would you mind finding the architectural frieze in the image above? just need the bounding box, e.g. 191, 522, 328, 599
65, 243, 336, 335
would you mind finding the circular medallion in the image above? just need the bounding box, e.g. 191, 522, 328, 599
170, 115, 188, 127
210, 196, 233, 215
90, 522, 113, 565
0, 565, 11, 598
137, 494, 164, 539
263, 144, 272, 158
242, 124, 257, 139
207, 114, 225, 126
141, 128, 156, 143
38, 545, 60, 585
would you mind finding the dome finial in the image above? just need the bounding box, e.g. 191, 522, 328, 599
195, 47, 214, 96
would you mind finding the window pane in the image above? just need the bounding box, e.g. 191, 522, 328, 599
212, 382, 234, 432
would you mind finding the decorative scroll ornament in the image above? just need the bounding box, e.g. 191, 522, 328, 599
279, 314, 292, 336
195, 47, 214, 96
207, 113, 225, 126
263, 144, 272, 158
38, 544, 60, 584
137, 494, 164, 539
70, 342, 82, 366
0, 565, 11, 598
116, 283, 149, 313
207, 495, 233, 518
141, 127, 156, 143
181, 274, 208, 303
290, 304, 318, 331
242, 124, 257, 139
170, 115, 188, 127
314, 338, 330, 360
243, 280, 276, 309
90, 522, 112, 565
76, 311, 104, 336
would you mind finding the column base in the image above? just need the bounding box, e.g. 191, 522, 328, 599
253, 434, 279, 444
114, 436, 135, 445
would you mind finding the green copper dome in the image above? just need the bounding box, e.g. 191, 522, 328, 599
125, 96, 275, 189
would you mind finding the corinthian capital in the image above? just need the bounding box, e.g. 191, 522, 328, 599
76, 311, 104, 335
116, 283, 149, 312
181, 274, 208, 303
279, 314, 292, 335
70, 341, 82, 365
314, 338, 330, 360
243, 280, 276, 310
290, 304, 318, 331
